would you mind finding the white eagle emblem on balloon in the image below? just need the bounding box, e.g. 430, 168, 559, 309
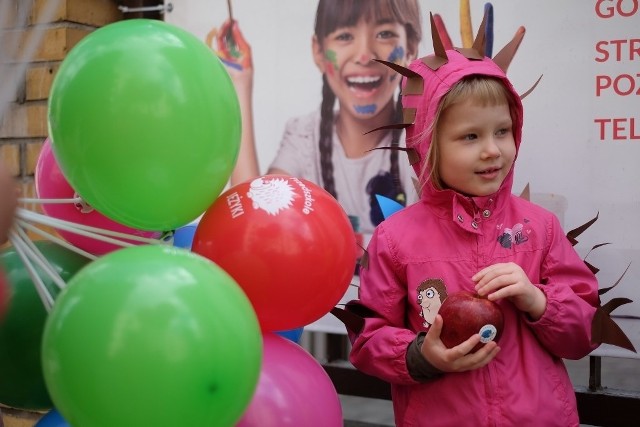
246, 177, 296, 216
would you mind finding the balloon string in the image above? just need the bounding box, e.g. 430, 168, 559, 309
16, 207, 166, 246
16, 218, 98, 261
8, 230, 55, 312
17, 208, 136, 247
12, 225, 68, 291
19, 197, 83, 204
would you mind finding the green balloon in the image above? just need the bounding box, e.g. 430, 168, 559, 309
0, 241, 90, 410
48, 19, 241, 231
42, 245, 262, 427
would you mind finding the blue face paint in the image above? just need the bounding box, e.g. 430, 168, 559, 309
386, 46, 405, 82
387, 45, 405, 64
355, 104, 377, 115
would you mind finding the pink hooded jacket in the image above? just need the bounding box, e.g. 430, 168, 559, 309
348, 48, 600, 426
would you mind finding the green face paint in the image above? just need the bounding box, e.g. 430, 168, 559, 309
324, 49, 339, 75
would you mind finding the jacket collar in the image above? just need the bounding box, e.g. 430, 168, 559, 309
422, 176, 512, 235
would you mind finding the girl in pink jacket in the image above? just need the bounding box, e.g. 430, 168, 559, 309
348, 15, 600, 427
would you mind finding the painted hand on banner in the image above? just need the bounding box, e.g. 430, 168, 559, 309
206, 19, 253, 71
206, 17, 260, 186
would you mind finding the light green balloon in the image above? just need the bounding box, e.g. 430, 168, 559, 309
42, 245, 262, 427
48, 19, 241, 231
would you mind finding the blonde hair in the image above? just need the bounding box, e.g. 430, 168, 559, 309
418, 76, 518, 191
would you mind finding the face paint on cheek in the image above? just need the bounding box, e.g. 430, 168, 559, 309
324, 50, 339, 76
354, 104, 377, 115
387, 45, 405, 64
387, 46, 405, 82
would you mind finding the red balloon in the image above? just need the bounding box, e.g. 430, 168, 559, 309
35, 139, 162, 256
192, 175, 357, 331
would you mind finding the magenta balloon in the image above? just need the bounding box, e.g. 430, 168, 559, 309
236, 333, 342, 427
35, 139, 162, 255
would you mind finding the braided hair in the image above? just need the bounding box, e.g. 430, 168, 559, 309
319, 74, 337, 198
389, 93, 404, 202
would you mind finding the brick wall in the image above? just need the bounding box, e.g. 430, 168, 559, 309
0, 0, 122, 242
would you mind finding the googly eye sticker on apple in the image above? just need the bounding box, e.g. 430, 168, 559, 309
478, 324, 498, 343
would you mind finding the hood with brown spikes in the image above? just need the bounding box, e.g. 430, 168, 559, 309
403, 48, 524, 182
371, 13, 532, 189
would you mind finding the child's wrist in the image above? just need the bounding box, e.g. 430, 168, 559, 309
525, 286, 547, 321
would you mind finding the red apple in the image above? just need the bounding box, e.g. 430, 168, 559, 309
438, 290, 504, 353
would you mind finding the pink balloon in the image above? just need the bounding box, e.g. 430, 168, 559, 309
35, 139, 162, 255
237, 333, 342, 427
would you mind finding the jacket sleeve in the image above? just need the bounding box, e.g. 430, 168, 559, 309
525, 214, 600, 359
347, 224, 422, 385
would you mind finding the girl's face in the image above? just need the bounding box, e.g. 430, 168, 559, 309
313, 17, 412, 119
436, 99, 516, 197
